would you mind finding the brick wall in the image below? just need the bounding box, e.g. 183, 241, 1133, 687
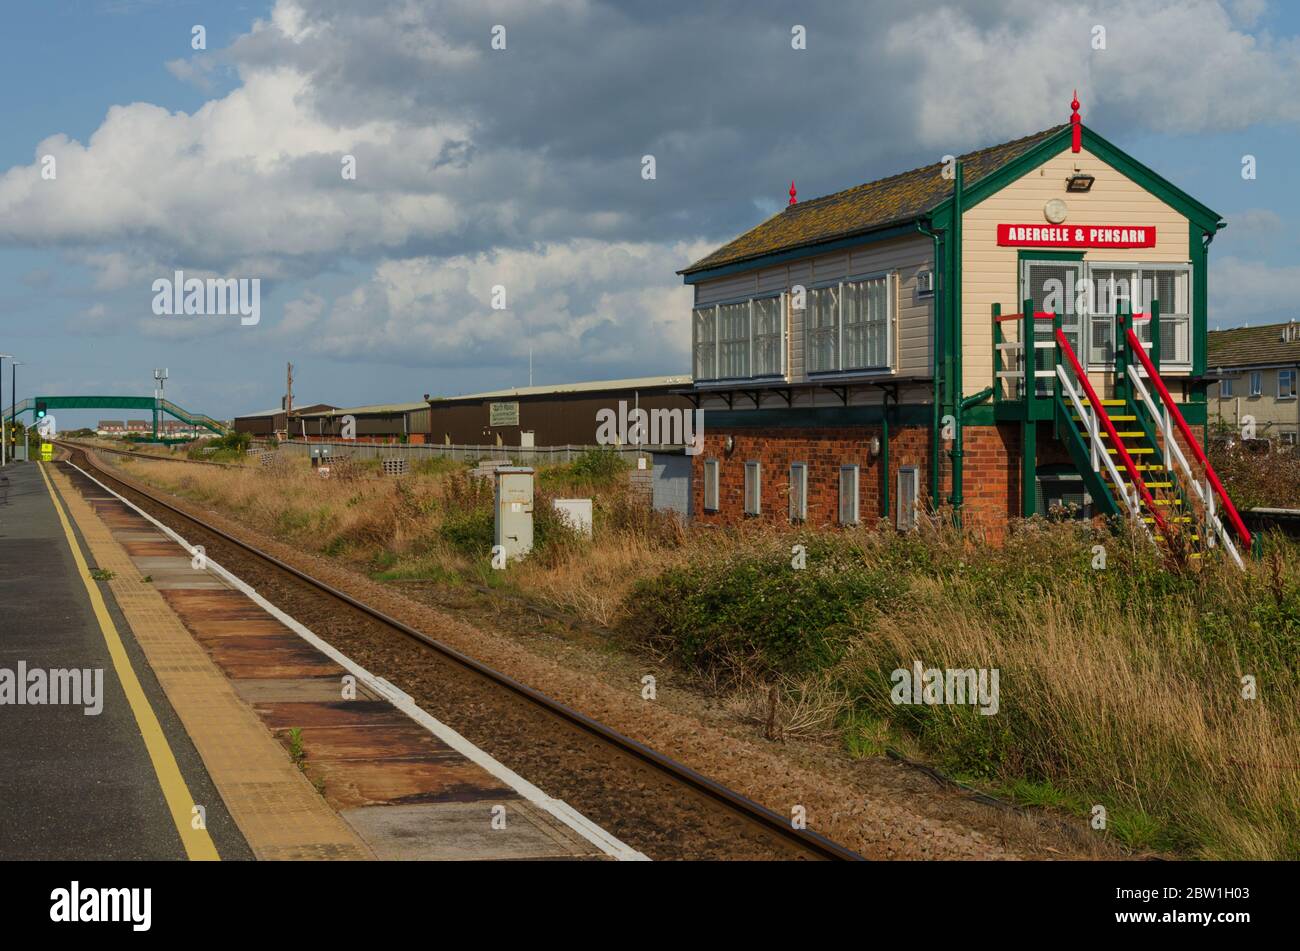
692, 425, 935, 528
690, 421, 1041, 536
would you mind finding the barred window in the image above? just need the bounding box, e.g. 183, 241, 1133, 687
838, 465, 860, 525
744, 461, 761, 515
789, 462, 808, 522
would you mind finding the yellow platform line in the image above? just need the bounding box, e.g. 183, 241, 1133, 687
39, 461, 220, 861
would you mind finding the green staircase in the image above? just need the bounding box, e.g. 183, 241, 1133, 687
993, 298, 1252, 568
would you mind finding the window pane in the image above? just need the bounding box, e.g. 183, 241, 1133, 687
693, 308, 716, 380
752, 296, 782, 376
843, 276, 889, 370
717, 302, 750, 378
807, 286, 839, 373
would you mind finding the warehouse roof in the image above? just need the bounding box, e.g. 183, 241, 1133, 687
680, 125, 1068, 276
295, 401, 428, 418
235, 403, 334, 419
1209, 322, 1300, 368
429, 375, 694, 403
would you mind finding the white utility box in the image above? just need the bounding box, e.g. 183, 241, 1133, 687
552, 498, 593, 537
493, 466, 535, 561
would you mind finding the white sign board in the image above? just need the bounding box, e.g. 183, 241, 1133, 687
36, 415, 57, 438
552, 498, 593, 538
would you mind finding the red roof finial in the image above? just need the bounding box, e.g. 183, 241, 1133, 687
1071, 89, 1082, 153
788, 180, 797, 206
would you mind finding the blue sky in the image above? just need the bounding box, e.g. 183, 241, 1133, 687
3, 0, 1300, 430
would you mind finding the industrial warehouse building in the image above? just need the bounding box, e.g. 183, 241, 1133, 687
423, 376, 693, 447
236, 377, 694, 448
232, 403, 336, 437
681, 97, 1237, 538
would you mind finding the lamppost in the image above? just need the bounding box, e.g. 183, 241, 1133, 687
10, 362, 21, 462
153, 368, 168, 441
0, 353, 10, 466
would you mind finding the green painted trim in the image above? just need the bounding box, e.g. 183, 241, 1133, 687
1017, 250, 1084, 262
680, 222, 922, 284
930, 126, 1223, 230
705, 405, 933, 428
1192, 228, 1209, 376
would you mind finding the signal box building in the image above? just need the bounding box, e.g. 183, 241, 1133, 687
681, 97, 1251, 555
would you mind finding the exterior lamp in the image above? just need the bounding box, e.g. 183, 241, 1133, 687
868, 435, 881, 457
723, 434, 735, 454
1066, 172, 1095, 193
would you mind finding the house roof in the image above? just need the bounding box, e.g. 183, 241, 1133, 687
1208, 322, 1300, 369
680, 125, 1068, 276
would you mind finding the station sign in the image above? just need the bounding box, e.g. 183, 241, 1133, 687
997, 224, 1156, 249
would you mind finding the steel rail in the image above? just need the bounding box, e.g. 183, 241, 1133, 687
61, 443, 863, 862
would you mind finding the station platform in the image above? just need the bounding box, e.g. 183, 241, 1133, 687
2, 458, 630, 861
0, 462, 248, 860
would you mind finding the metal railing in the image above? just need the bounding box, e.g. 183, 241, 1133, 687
252, 440, 681, 465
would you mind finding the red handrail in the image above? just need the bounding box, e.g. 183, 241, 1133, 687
1055, 327, 1170, 536
1123, 326, 1253, 550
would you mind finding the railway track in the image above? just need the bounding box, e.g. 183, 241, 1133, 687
58, 443, 862, 861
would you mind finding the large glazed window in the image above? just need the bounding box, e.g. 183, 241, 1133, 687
692, 295, 784, 382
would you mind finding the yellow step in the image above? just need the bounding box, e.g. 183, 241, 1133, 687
1144, 516, 1192, 524
1108, 447, 1154, 455
1094, 431, 1147, 439
1079, 399, 1126, 406
1146, 499, 1183, 506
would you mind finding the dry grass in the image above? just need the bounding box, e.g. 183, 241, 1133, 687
107, 449, 1300, 858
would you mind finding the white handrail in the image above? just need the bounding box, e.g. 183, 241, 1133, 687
1125, 364, 1244, 569
1057, 366, 1144, 524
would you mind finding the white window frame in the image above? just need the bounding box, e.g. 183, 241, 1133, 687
803, 271, 896, 377
896, 465, 919, 532
1282, 431, 1298, 447
744, 460, 762, 515
789, 462, 808, 523
1021, 259, 1193, 372
1279, 369, 1296, 400
838, 464, 860, 526
691, 294, 787, 382
1250, 371, 1263, 397
1085, 261, 1192, 371
703, 458, 719, 512
1220, 377, 1235, 398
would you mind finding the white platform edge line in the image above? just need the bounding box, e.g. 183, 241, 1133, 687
68, 461, 650, 862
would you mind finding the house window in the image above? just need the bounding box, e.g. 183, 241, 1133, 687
838, 465, 860, 525
1250, 371, 1262, 397
789, 462, 808, 522
703, 458, 719, 512
718, 301, 751, 379
1283, 431, 1298, 447
744, 461, 761, 515
896, 466, 919, 532
805, 275, 894, 375
693, 308, 716, 380
752, 296, 783, 377
1220, 377, 1234, 398
1280, 369, 1296, 400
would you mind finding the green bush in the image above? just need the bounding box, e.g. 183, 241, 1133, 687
625, 535, 908, 677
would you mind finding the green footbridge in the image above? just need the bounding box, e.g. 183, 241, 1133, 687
4, 396, 227, 437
